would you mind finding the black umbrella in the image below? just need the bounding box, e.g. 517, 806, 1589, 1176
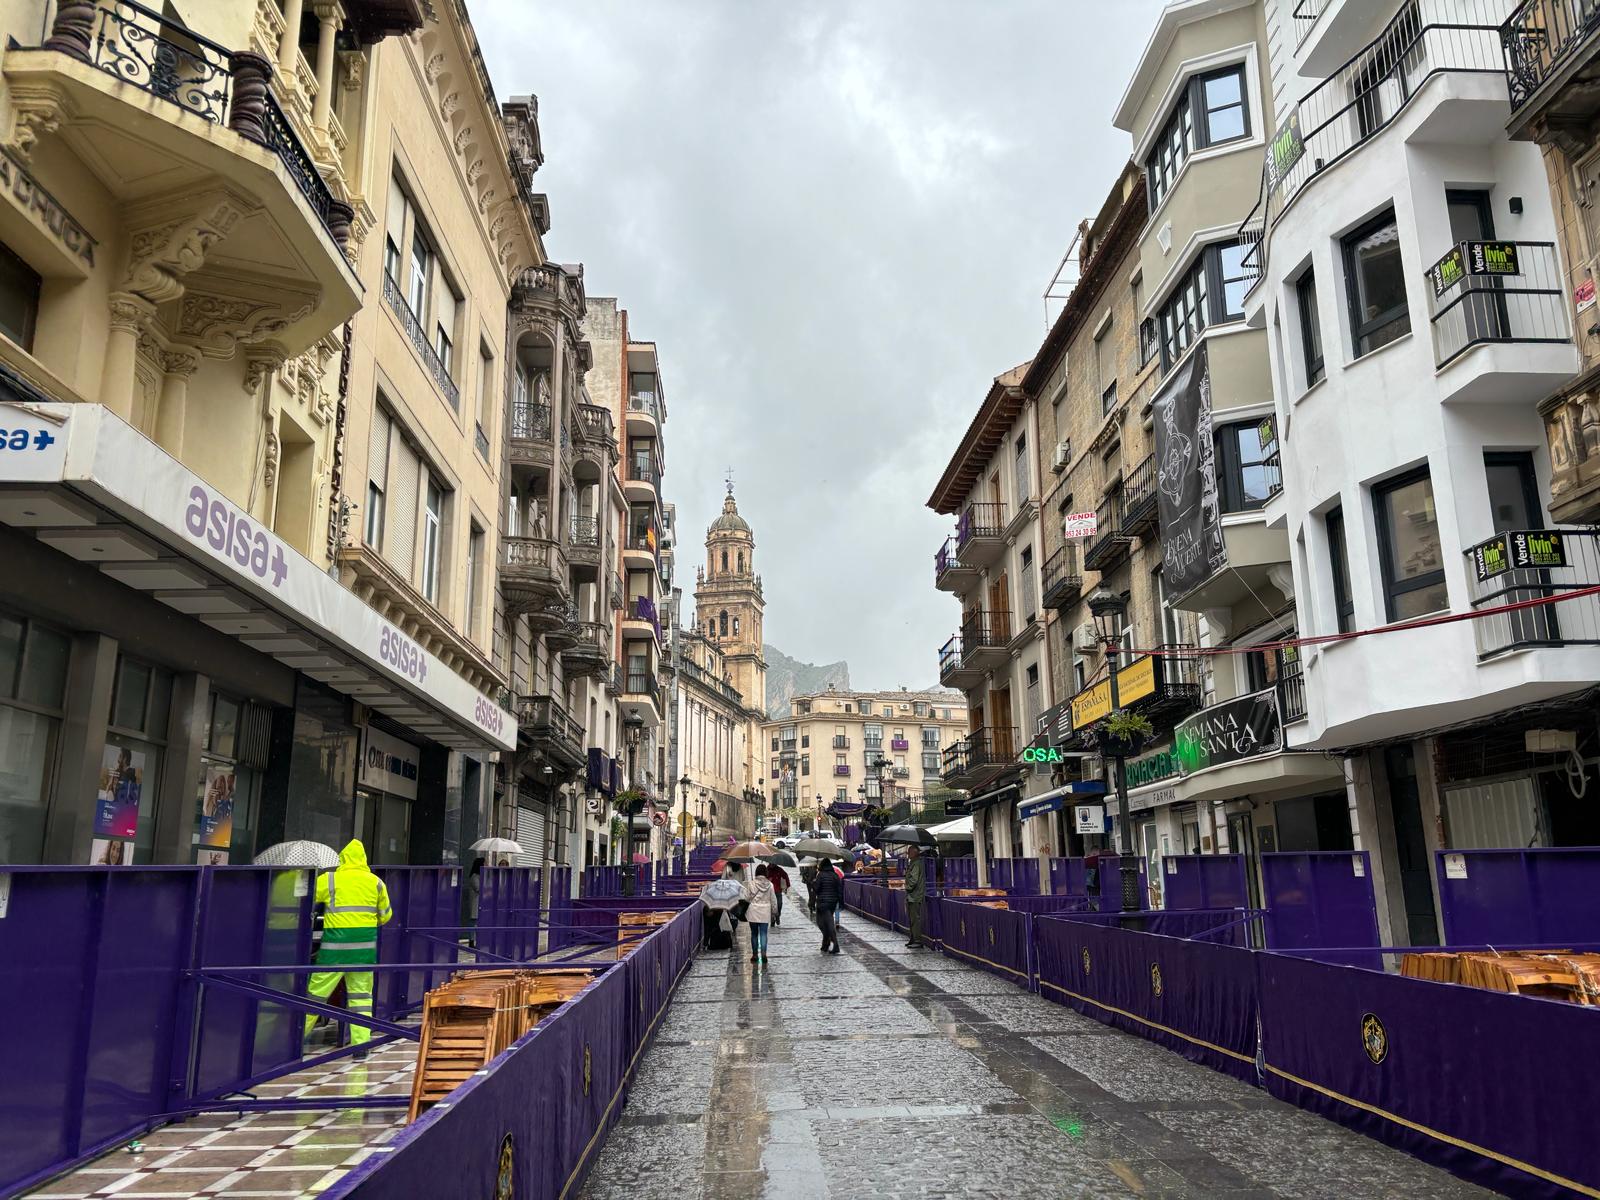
876, 824, 938, 848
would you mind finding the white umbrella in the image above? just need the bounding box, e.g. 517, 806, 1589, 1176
698, 878, 745, 911
470, 837, 524, 854
253, 841, 340, 869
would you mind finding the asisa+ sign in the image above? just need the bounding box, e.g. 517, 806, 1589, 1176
1021, 747, 1067, 764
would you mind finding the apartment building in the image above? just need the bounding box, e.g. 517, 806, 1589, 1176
0, 0, 550, 867
1248, 0, 1600, 943
761, 689, 968, 824
672, 624, 758, 844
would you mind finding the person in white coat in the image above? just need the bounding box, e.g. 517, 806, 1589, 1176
743, 864, 775, 966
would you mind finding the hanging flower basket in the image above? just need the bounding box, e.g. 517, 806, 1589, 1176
1096, 709, 1153, 757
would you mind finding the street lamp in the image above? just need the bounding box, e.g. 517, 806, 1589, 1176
622, 709, 645, 876
697, 787, 708, 846
677, 774, 691, 867
1087, 585, 1139, 913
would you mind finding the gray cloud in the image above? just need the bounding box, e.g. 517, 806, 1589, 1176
475, 0, 1164, 690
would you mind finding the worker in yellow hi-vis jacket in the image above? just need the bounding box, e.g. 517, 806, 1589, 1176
305, 839, 392, 1059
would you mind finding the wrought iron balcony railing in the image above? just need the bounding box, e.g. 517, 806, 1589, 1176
832, 735, 851, 748
956, 502, 1005, 550
1503, 0, 1600, 112
511, 398, 551, 442
1463, 528, 1600, 658
934, 535, 975, 586
1277, 647, 1308, 724
43, 0, 353, 255
628, 391, 659, 419
474, 421, 489, 459
383, 273, 460, 409
938, 635, 963, 683
1426, 241, 1571, 368
628, 454, 660, 487
959, 610, 1011, 657
569, 514, 600, 548
1293, 0, 1327, 47
520, 694, 583, 758
1041, 543, 1084, 611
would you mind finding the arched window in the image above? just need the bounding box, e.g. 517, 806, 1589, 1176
719, 611, 728, 637
721, 550, 728, 573
733, 617, 741, 637
737, 552, 745, 573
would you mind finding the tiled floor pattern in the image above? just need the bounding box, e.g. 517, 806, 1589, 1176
25, 1040, 415, 1199
579, 887, 1490, 1200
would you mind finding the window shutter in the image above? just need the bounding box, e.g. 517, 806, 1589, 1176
385, 176, 408, 257
367, 408, 390, 491
388, 436, 420, 578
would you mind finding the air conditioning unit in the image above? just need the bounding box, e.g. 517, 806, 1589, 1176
1051, 439, 1072, 474
1073, 622, 1100, 652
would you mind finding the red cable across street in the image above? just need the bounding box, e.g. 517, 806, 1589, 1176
1116, 582, 1600, 659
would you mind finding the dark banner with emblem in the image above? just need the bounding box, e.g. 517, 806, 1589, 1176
1153, 340, 1228, 597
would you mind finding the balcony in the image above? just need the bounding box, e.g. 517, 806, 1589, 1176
518, 694, 585, 768
1426, 241, 1578, 400
1041, 543, 1084, 612
624, 453, 660, 503
501, 536, 569, 619
934, 535, 980, 593
893, 766, 911, 779
956, 502, 1006, 567
622, 529, 659, 572
1121, 454, 1160, 540
606, 662, 624, 697
573, 403, 617, 477
939, 635, 980, 689
1140, 647, 1206, 729
559, 620, 611, 678
1293, 0, 1328, 48
627, 391, 660, 435
1545, 385, 1600, 523
509, 399, 554, 473
1463, 528, 1600, 658
1082, 494, 1132, 572
1277, 648, 1309, 724
959, 610, 1011, 674
890, 737, 910, 751
830, 764, 850, 777
545, 605, 581, 650
621, 670, 664, 723
831, 735, 851, 749
1503, 0, 1600, 135
624, 595, 663, 644
567, 515, 601, 574
941, 727, 1018, 791
382, 273, 459, 410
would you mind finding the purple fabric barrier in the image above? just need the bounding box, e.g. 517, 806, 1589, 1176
934, 897, 1033, 986
478, 867, 540, 962
1048, 857, 1087, 896
1257, 951, 1600, 1198
325, 905, 702, 1200
1054, 908, 1254, 947
1434, 847, 1600, 947
1034, 916, 1260, 1082
1261, 852, 1379, 961
1161, 854, 1247, 912
1000, 895, 1096, 917
842, 879, 901, 930
189, 868, 313, 1103
936, 857, 977, 888
0, 869, 197, 1195
373, 868, 460, 1017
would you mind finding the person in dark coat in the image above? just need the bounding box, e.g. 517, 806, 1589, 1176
811, 857, 843, 954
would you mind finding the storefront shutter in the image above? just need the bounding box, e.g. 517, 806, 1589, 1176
388, 437, 419, 578
513, 804, 545, 869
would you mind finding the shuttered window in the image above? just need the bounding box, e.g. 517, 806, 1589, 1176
365, 408, 390, 549
388, 437, 420, 579
384, 175, 408, 286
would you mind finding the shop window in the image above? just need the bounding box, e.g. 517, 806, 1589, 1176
0, 241, 41, 352
1374, 467, 1447, 619
0, 612, 68, 864
103, 656, 172, 864
1342, 210, 1410, 357
1296, 268, 1324, 387
1213, 421, 1280, 512
1326, 506, 1355, 634
194, 692, 259, 865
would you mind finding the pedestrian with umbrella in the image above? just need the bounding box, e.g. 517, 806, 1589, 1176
698, 877, 744, 950
878, 825, 937, 949
810, 853, 844, 954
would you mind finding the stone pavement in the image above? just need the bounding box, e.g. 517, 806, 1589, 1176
581, 885, 1487, 1200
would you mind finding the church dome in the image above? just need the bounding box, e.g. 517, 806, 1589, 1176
710, 491, 750, 535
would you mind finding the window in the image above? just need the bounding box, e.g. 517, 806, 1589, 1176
466, 523, 484, 639
1296, 269, 1324, 387
421, 478, 443, 604
1101, 381, 1118, 416
719, 611, 728, 637
433, 286, 457, 375
476, 343, 495, 448
1213, 422, 1280, 512
365, 407, 390, 549
1375, 468, 1447, 619
105, 655, 172, 864
384, 174, 408, 286
365, 481, 385, 548
1014, 433, 1030, 505
0, 242, 40, 351
801, 754, 810, 776
1216, 243, 1250, 318
1159, 255, 1207, 366
1485, 451, 1541, 532
801, 733, 810, 748
921, 725, 940, 747
1145, 64, 1251, 210
1156, 241, 1251, 366
1343, 211, 1409, 357
0, 610, 68, 864
1096, 321, 1115, 407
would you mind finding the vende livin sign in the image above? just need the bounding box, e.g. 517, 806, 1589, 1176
1469, 529, 1568, 581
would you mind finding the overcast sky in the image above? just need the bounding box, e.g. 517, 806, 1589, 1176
476, 0, 1165, 691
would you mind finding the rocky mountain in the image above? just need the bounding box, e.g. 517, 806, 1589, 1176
764, 645, 850, 718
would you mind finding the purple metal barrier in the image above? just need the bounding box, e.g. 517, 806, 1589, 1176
1256, 951, 1600, 1198
1161, 854, 1248, 912
1053, 907, 1257, 947
1261, 852, 1379, 960
1048, 857, 1087, 896
478, 867, 540, 961
324, 904, 703, 1200
373, 867, 461, 1018
936, 856, 977, 888
1434, 847, 1600, 947
1034, 915, 1260, 1082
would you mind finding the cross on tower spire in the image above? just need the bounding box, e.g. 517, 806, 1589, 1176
725, 467, 735, 496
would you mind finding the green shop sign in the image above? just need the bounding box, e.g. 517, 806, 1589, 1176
1124, 747, 1180, 789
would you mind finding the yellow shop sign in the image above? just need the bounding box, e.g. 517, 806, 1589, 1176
1069, 656, 1157, 730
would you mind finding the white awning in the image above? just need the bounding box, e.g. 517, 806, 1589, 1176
927, 815, 973, 841
0, 403, 516, 751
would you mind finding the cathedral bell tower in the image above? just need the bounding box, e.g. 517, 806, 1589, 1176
694, 483, 766, 712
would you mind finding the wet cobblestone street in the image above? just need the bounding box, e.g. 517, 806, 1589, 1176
581, 888, 1487, 1200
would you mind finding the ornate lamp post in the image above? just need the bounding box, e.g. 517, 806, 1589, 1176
1087, 585, 1139, 913
622, 708, 645, 882
676, 773, 691, 870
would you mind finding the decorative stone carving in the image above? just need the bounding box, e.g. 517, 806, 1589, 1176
124, 195, 250, 305
178, 292, 315, 358
465, 158, 485, 186
263, 428, 281, 487
107, 292, 152, 336
7, 83, 70, 164
424, 53, 446, 84
476, 187, 496, 215
160, 347, 201, 378
440, 91, 462, 120
244, 346, 288, 395
339, 50, 366, 91
452, 125, 474, 154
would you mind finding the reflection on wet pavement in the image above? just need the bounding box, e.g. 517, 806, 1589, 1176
580, 884, 1491, 1199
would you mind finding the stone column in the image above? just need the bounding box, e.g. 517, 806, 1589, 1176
44, 0, 96, 59
311, 3, 342, 136
43, 632, 118, 863
278, 0, 306, 81
154, 347, 200, 457
99, 293, 152, 422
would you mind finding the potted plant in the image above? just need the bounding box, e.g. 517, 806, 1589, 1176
614, 788, 648, 819
1098, 708, 1154, 757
